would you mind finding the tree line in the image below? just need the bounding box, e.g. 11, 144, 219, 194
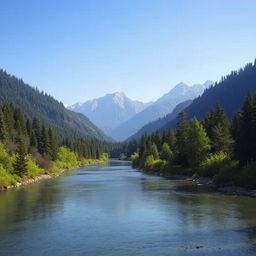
0, 103, 108, 186
129, 93, 256, 188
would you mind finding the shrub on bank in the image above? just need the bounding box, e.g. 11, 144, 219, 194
0, 165, 19, 186
198, 151, 237, 178
131, 152, 139, 167
26, 155, 44, 178
235, 161, 256, 188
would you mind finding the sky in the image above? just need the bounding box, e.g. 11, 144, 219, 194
0, 0, 256, 105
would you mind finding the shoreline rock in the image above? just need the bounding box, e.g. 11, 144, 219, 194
141, 169, 256, 198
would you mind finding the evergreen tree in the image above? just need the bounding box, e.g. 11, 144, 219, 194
0, 109, 7, 141
175, 112, 189, 166
26, 119, 31, 136
48, 128, 58, 161
185, 118, 211, 167
211, 123, 233, 153
160, 142, 173, 161
13, 137, 28, 177
237, 93, 256, 164
40, 125, 50, 156
30, 131, 38, 148
203, 104, 232, 153
231, 111, 242, 160
162, 129, 175, 150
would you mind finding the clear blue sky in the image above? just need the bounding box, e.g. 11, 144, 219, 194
0, 0, 256, 104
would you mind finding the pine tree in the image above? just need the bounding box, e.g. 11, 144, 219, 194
237, 93, 256, 164
13, 137, 28, 177
30, 131, 38, 148
231, 111, 242, 160
175, 112, 189, 166
185, 118, 211, 167
48, 128, 58, 160
160, 142, 173, 161
162, 129, 175, 150
211, 123, 233, 153
203, 104, 232, 153
40, 125, 50, 156
0, 109, 7, 141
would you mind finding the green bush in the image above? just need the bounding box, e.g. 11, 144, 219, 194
235, 161, 256, 188
0, 164, 18, 187
131, 152, 139, 167
101, 153, 109, 162
198, 151, 237, 178
55, 147, 78, 169
144, 155, 155, 169
152, 160, 167, 171
26, 155, 44, 178
0, 143, 14, 173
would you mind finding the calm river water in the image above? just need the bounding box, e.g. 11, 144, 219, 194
0, 160, 256, 256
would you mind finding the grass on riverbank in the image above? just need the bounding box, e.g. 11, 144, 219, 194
132, 151, 256, 189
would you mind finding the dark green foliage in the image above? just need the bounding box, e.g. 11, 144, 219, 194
48, 128, 58, 161
40, 125, 50, 156
160, 143, 173, 161
127, 92, 256, 189
185, 118, 211, 168
163, 60, 256, 131
13, 137, 28, 177
203, 104, 233, 153
175, 112, 189, 166
0, 109, 7, 141
232, 93, 256, 164
162, 129, 175, 150
0, 69, 109, 141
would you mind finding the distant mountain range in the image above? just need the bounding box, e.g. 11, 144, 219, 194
69, 81, 212, 141
110, 81, 213, 141
0, 70, 110, 141
68, 92, 152, 134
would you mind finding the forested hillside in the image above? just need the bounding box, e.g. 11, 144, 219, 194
130, 92, 256, 189
163, 60, 256, 130
0, 103, 108, 187
0, 70, 110, 141
129, 99, 192, 140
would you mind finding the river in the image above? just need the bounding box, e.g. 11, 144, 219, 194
0, 160, 256, 256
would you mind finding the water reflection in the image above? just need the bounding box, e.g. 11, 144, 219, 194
0, 160, 256, 256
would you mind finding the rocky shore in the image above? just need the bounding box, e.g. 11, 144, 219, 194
142, 169, 256, 197
0, 166, 79, 191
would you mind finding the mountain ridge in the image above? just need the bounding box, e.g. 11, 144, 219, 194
111, 81, 212, 141
161, 60, 256, 131
68, 92, 152, 134
0, 69, 110, 141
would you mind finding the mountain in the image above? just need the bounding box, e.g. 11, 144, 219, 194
162, 60, 256, 131
111, 81, 212, 141
68, 92, 151, 134
0, 69, 110, 141
129, 99, 193, 140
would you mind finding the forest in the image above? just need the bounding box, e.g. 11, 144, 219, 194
125, 93, 256, 189
0, 103, 108, 188
0, 69, 109, 141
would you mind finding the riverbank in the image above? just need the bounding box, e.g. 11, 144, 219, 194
0, 160, 108, 191
141, 169, 256, 197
